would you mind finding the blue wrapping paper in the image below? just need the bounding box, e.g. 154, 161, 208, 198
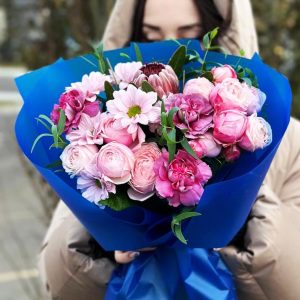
14, 40, 291, 299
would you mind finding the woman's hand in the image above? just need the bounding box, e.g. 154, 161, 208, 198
114, 248, 156, 264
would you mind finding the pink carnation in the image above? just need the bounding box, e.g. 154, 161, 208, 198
128, 143, 161, 201
51, 89, 100, 133
165, 93, 213, 138
154, 150, 212, 207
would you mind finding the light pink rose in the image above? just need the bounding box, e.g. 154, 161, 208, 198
211, 65, 237, 83
183, 77, 214, 101
51, 89, 100, 133
213, 110, 248, 145
210, 78, 264, 114
100, 113, 145, 152
94, 142, 134, 184
165, 93, 213, 138
60, 144, 98, 178
134, 63, 179, 98
189, 132, 222, 158
154, 150, 212, 207
128, 143, 161, 201
223, 145, 241, 162
239, 115, 272, 151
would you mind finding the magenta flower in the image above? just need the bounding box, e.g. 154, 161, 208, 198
223, 144, 241, 162
154, 150, 212, 207
134, 63, 179, 98
51, 89, 100, 133
77, 164, 116, 203
165, 93, 213, 139
66, 113, 103, 146
106, 84, 160, 134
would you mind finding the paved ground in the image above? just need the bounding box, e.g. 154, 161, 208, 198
0, 67, 53, 300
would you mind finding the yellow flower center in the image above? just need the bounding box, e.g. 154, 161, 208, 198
128, 105, 141, 118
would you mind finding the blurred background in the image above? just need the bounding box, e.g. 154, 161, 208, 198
0, 0, 299, 299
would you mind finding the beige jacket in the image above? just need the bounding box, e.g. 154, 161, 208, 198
38, 0, 300, 299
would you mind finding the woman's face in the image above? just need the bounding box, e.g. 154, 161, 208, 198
142, 0, 202, 42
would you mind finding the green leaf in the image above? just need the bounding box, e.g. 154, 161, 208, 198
168, 45, 187, 76
203, 32, 210, 50
35, 117, 51, 132
181, 138, 198, 159
242, 77, 253, 86
161, 112, 168, 127
161, 99, 166, 114
57, 109, 66, 136
51, 125, 59, 148
167, 107, 179, 128
239, 49, 246, 57
38, 114, 54, 126
210, 27, 219, 40
49, 141, 67, 150
100, 191, 133, 211
133, 43, 143, 62
31, 133, 53, 153
141, 81, 155, 93
46, 160, 62, 169
173, 225, 187, 244
80, 56, 97, 68
104, 81, 115, 100
94, 41, 104, 57
120, 52, 131, 60
201, 71, 214, 82
167, 128, 177, 161
162, 127, 177, 144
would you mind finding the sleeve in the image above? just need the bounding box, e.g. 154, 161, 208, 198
219, 118, 300, 300
38, 201, 117, 300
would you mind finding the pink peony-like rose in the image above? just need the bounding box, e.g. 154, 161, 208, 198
183, 77, 214, 101
213, 110, 248, 145
114, 62, 143, 89
210, 78, 265, 114
134, 63, 179, 98
94, 142, 134, 184
69, 71, 111, 102
66, 113, 103, 146
223, 144, 241, 162
51, 89, 100, 133
165, 93, 213, 138
239, 115, 272, 151
100, 112, 145, 152
154, 150, 212, 207
211, 65, 237, 83
60, 144, 98, 178
128, 143, 161, 201
189, 132, 222, 158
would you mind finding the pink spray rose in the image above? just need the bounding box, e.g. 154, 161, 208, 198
183, 77, 214, 101
94, 142, 134, 184
213, 110, 248, 145
60, 144, 98, 178
223, 144, 241, 162
210, 78, 265, 114
128, 143, 161, 201
239, 115, 272, 151
189, 132, 222, 158
154, 150, 212, 207
165, 93, 213, 138
100, 112, 145, 152
211, 65, 237, 83
114, 62, 143, 89
51, 89, 100, 133
134, 63, 179, 98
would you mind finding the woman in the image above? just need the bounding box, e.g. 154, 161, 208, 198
38, 0, 300, 299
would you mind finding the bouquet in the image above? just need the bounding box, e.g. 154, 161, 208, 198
15, 29, 291, 299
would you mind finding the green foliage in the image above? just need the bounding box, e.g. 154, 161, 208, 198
100, 189, 133, 211
168, 45, 187, 76
133, 43, 143, 62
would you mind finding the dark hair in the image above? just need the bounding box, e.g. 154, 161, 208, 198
130, 0, 231, 44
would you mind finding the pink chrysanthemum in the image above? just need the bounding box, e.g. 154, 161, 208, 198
106, 84, 160, 134
66, 113, 103, 146
114, 62, 142, 89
